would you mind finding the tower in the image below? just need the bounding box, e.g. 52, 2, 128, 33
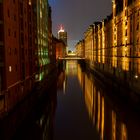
57, 25, 67, 46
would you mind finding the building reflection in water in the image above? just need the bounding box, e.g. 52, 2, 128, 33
57, 70, 66, 93
57, 60, 78, 94
66, 60, 78, 76
0, 78, 57, 140
2, 60, 139, 140
77, 62, 140, 140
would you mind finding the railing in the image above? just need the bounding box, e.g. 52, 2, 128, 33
58, 56, 85, 60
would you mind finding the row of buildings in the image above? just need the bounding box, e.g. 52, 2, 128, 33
75, 0, 140, 95
0, 0, 57, 113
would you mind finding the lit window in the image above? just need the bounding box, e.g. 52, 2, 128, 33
29, 0, 31, 5
9, 66, 12, 72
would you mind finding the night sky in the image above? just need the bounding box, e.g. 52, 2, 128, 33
49, 0, 112, 50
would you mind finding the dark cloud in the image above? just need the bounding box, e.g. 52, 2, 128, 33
49, 0, 112, 50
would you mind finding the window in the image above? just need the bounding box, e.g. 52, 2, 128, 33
8, 28, 10, 36
136, 22, 139, 31
14, 48, 17, 55
8, 9, 10, 17
14, 31, 16, 38
14, 15, 16, 21
20, 19, 23, 30
0, 4, 3, 19
29, 0, 31, 5
130, 22, 132, 32
0, 48, 3, 61
137, 38, 139, 44
0, 24, 4, 41
125, 30, 127, 36
9, 66, 12, 72
9, 48, 11, 55
25, 22, 26, 28
15, 64, 17, 71
21, 33, 24, 45
0, 68, 3, 91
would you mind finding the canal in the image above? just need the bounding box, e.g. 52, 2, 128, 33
1, 60, 140, 140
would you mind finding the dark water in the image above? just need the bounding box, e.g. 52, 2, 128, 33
1, 60, 140, 140
53, 60, 99, 140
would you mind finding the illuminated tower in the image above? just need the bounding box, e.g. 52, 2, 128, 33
57, 25, 67, 46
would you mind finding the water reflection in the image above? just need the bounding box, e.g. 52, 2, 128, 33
0, 60, 140, 140
0, 77, 57, 140
55, 60, 100, 140
76, 62, 140, 140
66, 60, 78, 75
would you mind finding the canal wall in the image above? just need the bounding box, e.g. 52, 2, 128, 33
0, 68, 57, 140
0, 66, 57, 117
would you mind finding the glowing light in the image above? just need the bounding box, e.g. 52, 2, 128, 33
9, 66, 12, 72
112, 111, 116, 140
121, 123, 127, 140
135, 75, 138, 79
124, 48, 127, 51
58, 25, 65, 33
29, 0, 31, 5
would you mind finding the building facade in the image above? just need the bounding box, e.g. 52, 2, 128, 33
57, 26, 67, 49
0, 0, 30, 111
55, 39, 66, 59
75, 40, 85, 58
48, 7, 56, 72
0, 0, 52, 113
35, 0, 50, 82
78, 0, 140, 95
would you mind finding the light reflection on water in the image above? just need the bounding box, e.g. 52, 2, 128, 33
55, 60, 140, 140
1, 60, 140, 140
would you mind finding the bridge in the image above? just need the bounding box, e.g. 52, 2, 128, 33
58, 52, 85, 60
58, 57, 85, 60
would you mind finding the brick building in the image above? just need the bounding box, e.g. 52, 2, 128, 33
0, 0, 52, 113
77, 0, 140, 95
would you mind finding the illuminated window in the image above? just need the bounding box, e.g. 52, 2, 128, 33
29, 0, 31, 5
9, 66, 12, 72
